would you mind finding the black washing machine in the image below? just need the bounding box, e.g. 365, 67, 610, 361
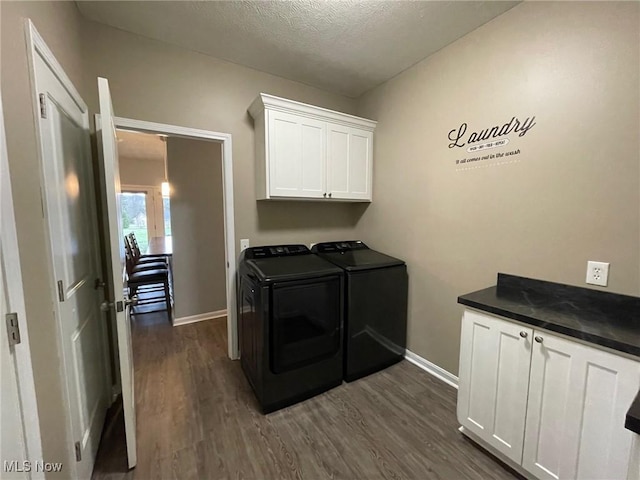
312, 241, 408, 382
238, 244, 344, 413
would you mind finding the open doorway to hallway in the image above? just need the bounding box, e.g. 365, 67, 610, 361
115, 129, 227, 325
95, 127, 231, 476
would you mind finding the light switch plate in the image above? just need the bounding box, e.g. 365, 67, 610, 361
586, 261, 609, 286
240, 239, 250, 251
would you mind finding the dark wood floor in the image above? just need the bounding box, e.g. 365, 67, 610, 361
92, 313, 518, 480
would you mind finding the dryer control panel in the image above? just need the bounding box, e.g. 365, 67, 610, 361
313, 241, 369, 253
242, 244, 310, 259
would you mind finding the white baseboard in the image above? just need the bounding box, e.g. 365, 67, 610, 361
173, 309, 227, 326
405, 349, 459, 389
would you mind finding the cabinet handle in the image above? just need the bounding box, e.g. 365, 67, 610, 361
519, 331, 528, 338
323, 193, 327, 198
534, 336, 543, 343
328, 192, 332, 198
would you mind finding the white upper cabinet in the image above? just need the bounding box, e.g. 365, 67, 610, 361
326, 124, 373, 201
249, 93, 376, 202
268, 110, 326, 198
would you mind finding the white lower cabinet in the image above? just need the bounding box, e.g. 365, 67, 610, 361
457, 310, 533, 464
458, 309, 640, 480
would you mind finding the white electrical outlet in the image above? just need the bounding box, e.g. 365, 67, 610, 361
240, 239, 250, 251
586, 261, 609, 286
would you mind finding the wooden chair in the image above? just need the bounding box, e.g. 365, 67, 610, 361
125, 250, 172, 319
124, 236, 166, 273
128, 232, 167, 263
125, 234, 167, 266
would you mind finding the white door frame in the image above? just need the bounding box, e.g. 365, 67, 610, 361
115, 117, 238, 360
0, 68, 44, 479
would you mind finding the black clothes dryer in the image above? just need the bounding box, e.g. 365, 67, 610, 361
238, 244, 344, 413
311, 241, 408, 382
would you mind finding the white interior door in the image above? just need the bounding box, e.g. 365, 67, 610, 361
34, 52, 109, 478
96, 77, 137, 469
0, 85, 27, 480
0, 239, 28, 480
0, 228, 28, 480
0, 86, 42, 480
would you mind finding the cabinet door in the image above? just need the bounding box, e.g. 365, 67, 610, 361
326, 124, 372, 201
267, 110, 325, 198
523, 331, 640, 480
457, 310, 533, 464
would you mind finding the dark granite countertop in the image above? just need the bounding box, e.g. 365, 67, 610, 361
458, 273, 640, 435
626, 392, 640, 435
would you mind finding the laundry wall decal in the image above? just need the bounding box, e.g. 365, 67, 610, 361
448, 116, 537, 150
450, 115, 537, 171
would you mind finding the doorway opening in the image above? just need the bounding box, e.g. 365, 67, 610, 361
95, 118, 237, 473
114, 117, 239, 359
116, 127, 230, 329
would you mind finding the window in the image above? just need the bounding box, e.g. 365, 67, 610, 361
163, 196, 172, 237
121, 192, 149, 252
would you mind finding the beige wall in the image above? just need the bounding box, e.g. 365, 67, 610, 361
167, 138, 226, 318
356, 1, 640, 375
1, 1, 88, 475
119, 155, 165, 187
81, 21, 365, 252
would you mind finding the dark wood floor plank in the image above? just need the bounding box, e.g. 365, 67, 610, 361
92, 314, 519, 480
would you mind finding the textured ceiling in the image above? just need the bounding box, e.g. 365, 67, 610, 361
77, 0, 519, 97
116, 130, 165, 162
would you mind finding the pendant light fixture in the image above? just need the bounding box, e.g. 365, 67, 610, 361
160, 135, 170, 196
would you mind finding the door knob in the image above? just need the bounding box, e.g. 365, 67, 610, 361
328, 192, 332, 198
100, 301, 114, 312
519, 331, 528, 338
124, 296, 139, 307
323, 193, 327, 197
534, 336, 543, 343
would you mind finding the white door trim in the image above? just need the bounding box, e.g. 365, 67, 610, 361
114, 116, 238, 360
25, 19, 87, 114
0, 68, 44, 480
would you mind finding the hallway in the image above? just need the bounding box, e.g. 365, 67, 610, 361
92, 314, 517, 479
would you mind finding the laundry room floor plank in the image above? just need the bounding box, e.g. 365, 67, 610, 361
92, 314, 520, 480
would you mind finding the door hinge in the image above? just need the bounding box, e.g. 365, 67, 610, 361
5, 313, 21, 347
39, 93, 47, 119
74, 441, 81, 462
57, 280, 65, 302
